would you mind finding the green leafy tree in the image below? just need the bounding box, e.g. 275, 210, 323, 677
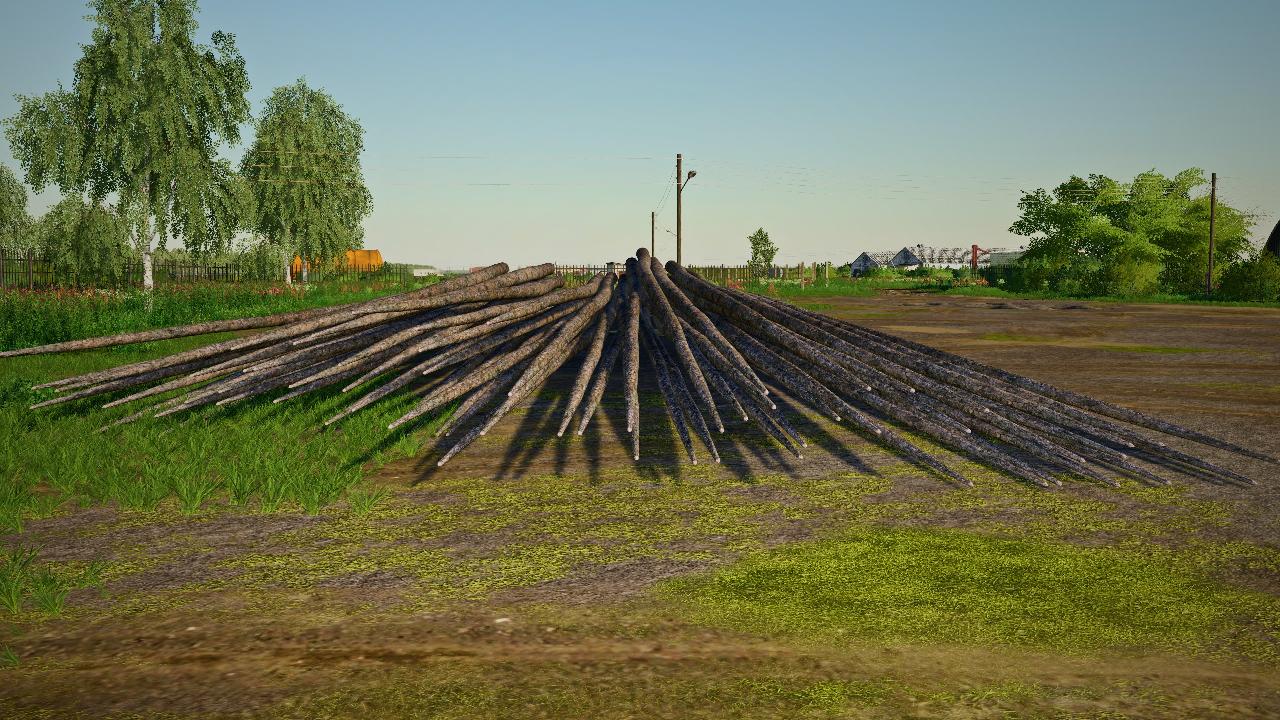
29, 196, 131, 285
1009, 169, 1253, 296
1219, 252, 1280, 303
0, 164, 32, 249
240, 79, 372, 283
747, 227, 777, 279
3, 0, 251, 289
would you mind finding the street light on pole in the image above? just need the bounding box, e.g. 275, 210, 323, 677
675, 154, 697, 265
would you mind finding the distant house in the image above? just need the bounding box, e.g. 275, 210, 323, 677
888, 247, 924, 269
849, 252, 881, 275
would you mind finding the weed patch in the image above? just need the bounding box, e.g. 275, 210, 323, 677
661, 526, 1280, 659
0, 546, 100, 618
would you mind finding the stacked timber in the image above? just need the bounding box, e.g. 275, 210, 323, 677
4, 251, 1272, 487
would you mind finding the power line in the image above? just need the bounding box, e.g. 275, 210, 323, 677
652, 167, 675, 217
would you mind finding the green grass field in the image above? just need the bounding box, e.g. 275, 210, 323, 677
2, 280, 1278, 718
0, 336, 450, 532
664, 526, 1280, 659
0, 280, 450, 533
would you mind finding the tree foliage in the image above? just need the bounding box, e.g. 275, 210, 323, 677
240, 79, 372, 266
747, 227, 777, 279
29, 197, 132, 284
0, 164, 32, 249
1009, 169, 1253, 296
3, 0, 251, 286
1218, 252, 1280, 303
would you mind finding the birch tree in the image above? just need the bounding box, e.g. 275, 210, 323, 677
3, 0, 250, 289
240, 79, 372, 284
0, 164, 31, 249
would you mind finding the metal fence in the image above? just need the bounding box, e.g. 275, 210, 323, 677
688, 263, 833, 284
0, 247, 418, 289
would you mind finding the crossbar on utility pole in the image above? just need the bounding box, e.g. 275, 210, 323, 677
675, 153, 683, 266
1206, 172, 1217, 296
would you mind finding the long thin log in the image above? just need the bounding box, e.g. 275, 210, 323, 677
352, 263, 557, 315
342, 281, 594, 391
387, 316, 570, 431
438, 363, 525, 437
643, 311, 719, 463
655, 259, 768, 396
436, 278, 616, 466
634, 248, 723, 433
6, 263, 510, 359
575, 317, 625, 436
505, 274, 615, 401
325, 302, 590, 426
557, 292, 618, 436
642, 328, 697, 464
622, 263, 643, 460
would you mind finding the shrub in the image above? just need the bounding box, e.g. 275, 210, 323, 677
1218, 253, 1280, 302
1092, 257, 1163, 297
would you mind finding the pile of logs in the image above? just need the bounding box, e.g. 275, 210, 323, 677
5, 250, 1272, 487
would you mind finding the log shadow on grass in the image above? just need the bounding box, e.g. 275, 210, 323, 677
764, 391, 876, 476
495, 377, 572, 480
334, 372, 462, 472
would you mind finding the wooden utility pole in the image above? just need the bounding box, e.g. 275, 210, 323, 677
651, 211, 655, 256
1206, 172, 1217, 295
675, 153, 683, 265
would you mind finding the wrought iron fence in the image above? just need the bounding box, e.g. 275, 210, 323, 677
0, 247, 418, 289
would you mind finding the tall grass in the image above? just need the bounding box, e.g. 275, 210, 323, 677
0, 343, 450, 528
0, 285, 452, 528
740, 277, 917, 298
0, 546, 104, 618
0, 278, 438, 352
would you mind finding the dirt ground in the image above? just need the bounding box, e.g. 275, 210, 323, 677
3, 292, 1279, 718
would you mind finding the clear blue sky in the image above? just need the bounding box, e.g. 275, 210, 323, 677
3, 0, 1277, 269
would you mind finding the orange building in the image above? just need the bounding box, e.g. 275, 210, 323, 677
292, 249, 384, 275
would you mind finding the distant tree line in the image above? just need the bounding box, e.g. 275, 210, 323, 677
1006, 169, 1278, 302
0, 0, 372, 288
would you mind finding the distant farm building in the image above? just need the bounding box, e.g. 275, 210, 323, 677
912, 246, 970, 269
850, 252, 881, 274
888, 247, 924, 269
848, 245, 1017, 275
986, 249, 1024, 266
848, 247, 923, 275
292, 249, 384, 275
